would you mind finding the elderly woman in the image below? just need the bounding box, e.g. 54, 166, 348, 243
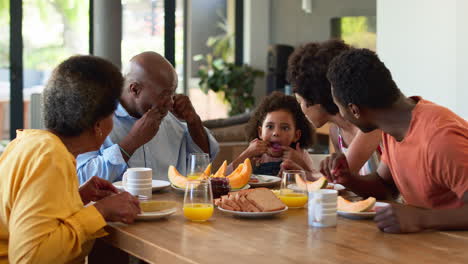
0, 55, 140, 263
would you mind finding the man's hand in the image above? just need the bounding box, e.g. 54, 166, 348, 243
374, 203, 426, 233
79, 176, 118, 205
320, 153, 352, 185
129, 106, 165, 147
245, 139, 269, 158
119, 107, 166, 159
171, 94, 200, 125
94, 192, 141, 224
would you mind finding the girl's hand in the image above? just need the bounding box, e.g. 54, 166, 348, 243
246, 138, 269, 157
282, 143, 315, 173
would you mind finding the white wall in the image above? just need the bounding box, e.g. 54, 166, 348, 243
377, 0, 468, 119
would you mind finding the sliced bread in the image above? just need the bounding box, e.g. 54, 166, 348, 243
245, 188, 286, 212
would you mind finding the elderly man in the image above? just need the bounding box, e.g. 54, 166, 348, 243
77, 52, 219, 183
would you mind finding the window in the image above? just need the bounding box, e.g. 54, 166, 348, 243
331, 16, 376, 51
2, 0, 89, 140
0, 1, 10, 140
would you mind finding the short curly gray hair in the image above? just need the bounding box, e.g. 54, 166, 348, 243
43, 55, 123, 136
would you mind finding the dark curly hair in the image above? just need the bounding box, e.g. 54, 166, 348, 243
327, 48, 401, 108
246, 92, 314, 148
43, 55, 123, 136
287, 39, 350, 115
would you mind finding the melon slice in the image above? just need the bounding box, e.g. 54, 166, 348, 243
204, 163, 212, 176
213, 160, 227, 178
168, 166, 188, 188
308, 176, 328, 191
229, 159, 252, 189
337, 196, 376, 213
295, 175, 328, 192
227, 163, 244, 179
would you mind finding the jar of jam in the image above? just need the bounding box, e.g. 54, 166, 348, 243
210, 177, 231, 199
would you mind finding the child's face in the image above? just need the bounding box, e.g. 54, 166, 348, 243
258, 110, 301, 157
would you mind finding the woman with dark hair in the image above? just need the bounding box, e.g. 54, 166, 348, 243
0, 55, 140, 263
287, 39, 381, 175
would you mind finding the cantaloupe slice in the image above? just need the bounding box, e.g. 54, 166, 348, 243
213, 160, 227, 178
204, 163, 212, 176
308, 177, 328, 191
295, 175, 328, 192
337, 196, 376, 213
168, 166, 188, 188
229, 159, 252, 189
227, 163, 244, 179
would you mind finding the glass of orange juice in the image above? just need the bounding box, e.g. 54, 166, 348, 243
279, 170, 308, 208
183, 180, 214, 221
187, 153, 210, 180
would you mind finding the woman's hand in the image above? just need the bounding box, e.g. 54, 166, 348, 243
94, 192, 141, 224
320, 153, 352, 184
79, 176, 119, 205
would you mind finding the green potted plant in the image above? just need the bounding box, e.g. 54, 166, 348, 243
194, 15, 264, 116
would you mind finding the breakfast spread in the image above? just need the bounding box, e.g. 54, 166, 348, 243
168, 158, 252, 190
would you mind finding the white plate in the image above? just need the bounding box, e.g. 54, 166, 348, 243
337, 202, 389, 220
171, 184, 186, 193
136, 207, 177, 221
249, 175, 281, 188
217, 206, 288, 218
114, 180, 170, 192
171, 184, 251, 193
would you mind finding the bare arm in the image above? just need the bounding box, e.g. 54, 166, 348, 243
186, 117, 210, 154
375, 192, 468, 233
320, 153, 397, 200
172, 94, 210, 154
342, 161, 397, 200
345, 129, 382, 174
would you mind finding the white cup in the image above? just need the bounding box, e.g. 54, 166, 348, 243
123, 168, 152, 198
308, 189, 338, 227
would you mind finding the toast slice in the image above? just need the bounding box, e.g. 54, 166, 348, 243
240, 195, 260, 212
222, 195, 241, 211
245, 188, 286, 212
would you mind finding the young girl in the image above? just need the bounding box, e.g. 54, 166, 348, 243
228, 92, 314, 176
286, 39, 381, 176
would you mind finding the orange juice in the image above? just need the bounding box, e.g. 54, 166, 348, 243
187, 173, 202, 180
183, 203, 213, 221
279, 193, 308, 208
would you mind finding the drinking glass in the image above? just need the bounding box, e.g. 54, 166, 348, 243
279, 170, 308, 208
187, 153, 210, 180
183, 180, 214, 222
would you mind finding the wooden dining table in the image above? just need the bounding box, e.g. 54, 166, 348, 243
93, 188, 468, 264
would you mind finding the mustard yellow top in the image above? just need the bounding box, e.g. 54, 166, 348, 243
0, 130, 107, 263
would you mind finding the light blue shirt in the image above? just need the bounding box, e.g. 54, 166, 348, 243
76, 104, 219, 184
